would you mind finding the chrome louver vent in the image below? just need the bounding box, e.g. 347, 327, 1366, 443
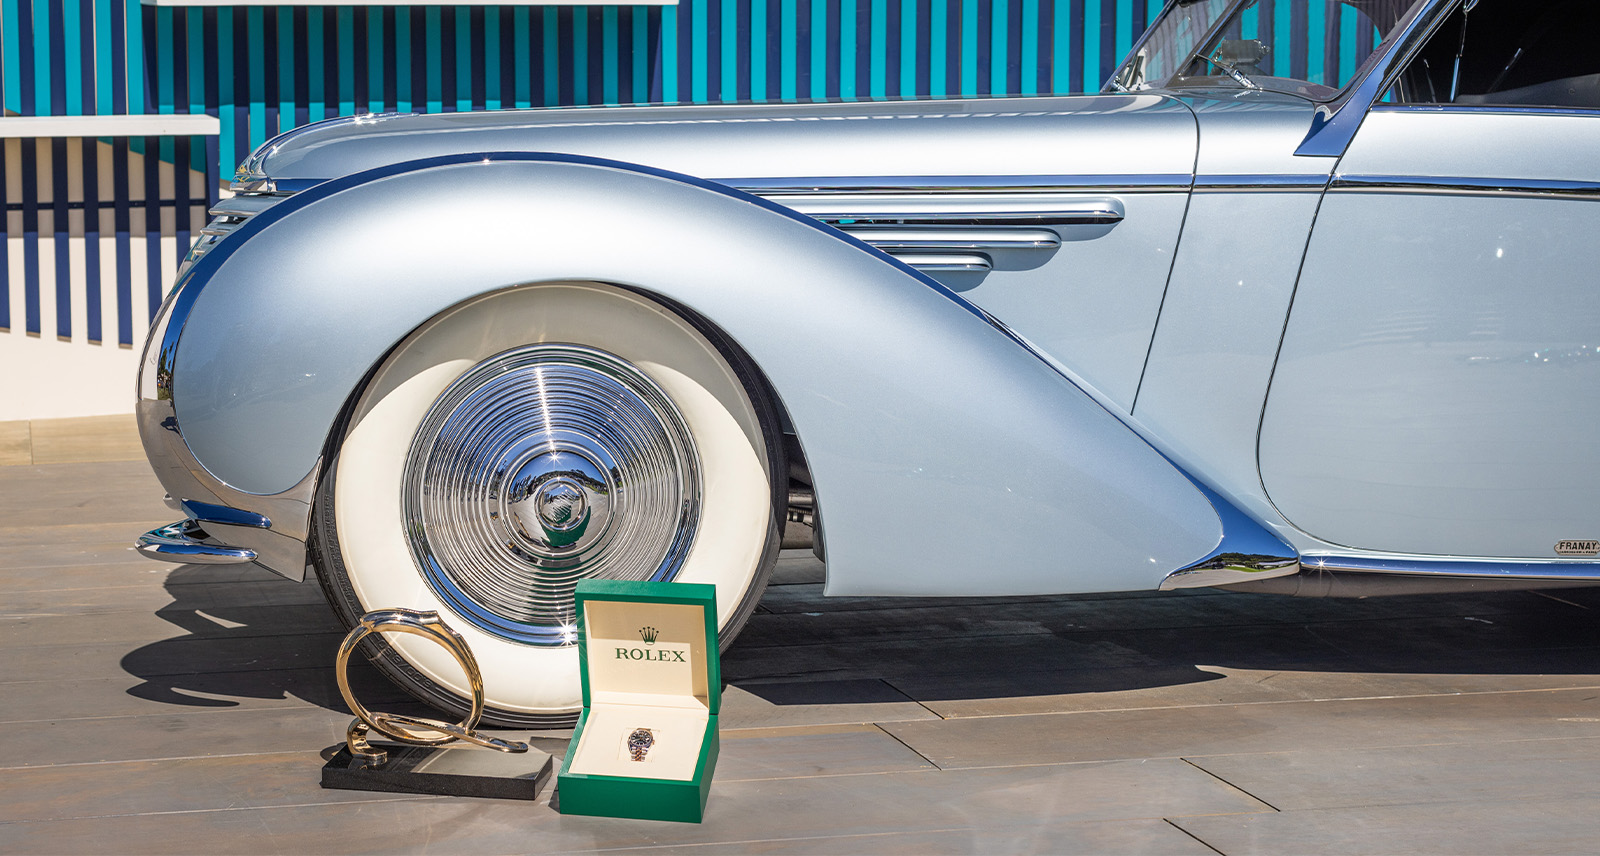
179, 191, 294, 277
744, 184, 1125, 291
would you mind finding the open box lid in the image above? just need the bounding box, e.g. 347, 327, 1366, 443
575, 579, 721, 714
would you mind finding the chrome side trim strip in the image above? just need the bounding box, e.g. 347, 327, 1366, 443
841, 227, 1062, 251
1193, 174, 1330, 192
776, 193, 1127, 226
728, 173, 1193, 194
810, 208, 1123, 226
210, 194, 286, 218
1332, 174, 1600, 199
884, 252, 992, 273
1301, 554, 1600, 580
137, 520, 259, 565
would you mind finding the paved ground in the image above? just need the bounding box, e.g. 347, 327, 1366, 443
6, 458, 1600, 854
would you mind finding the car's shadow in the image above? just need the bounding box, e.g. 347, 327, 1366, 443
118, 564, 412, 714
120, 559, 1600, 717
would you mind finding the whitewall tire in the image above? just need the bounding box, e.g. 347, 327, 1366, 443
310, 282, 782, 725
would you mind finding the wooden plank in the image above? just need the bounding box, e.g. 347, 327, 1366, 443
27, 414, 144, 464
0, 419, 30, 465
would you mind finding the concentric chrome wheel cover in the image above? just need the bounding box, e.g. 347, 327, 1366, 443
402, 344, 700, 645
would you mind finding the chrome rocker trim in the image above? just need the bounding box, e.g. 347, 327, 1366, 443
1302, 554, 1600, 580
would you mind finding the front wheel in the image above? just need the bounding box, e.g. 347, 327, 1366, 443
311, 283, 783, 726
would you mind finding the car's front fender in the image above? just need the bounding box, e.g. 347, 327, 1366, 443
161, 153, 1246, 596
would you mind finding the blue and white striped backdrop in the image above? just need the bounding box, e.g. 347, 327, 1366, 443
0, 0, 1172, 351
3, 0, 1169, 349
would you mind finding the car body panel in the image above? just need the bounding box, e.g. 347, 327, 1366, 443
1260, 106, 1600, 559
170, 154, 1230, 596
1128, 92, 1337, 539
1132, 188, 1327, 541
245, 94, 1200, 410
248, 95, 1197, 184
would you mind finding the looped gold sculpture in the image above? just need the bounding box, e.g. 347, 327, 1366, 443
335, 607, 528, 764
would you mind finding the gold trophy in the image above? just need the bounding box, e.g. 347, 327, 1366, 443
321, 608, 553, 800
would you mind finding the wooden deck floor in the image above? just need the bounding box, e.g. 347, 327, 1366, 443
5, 459, 1600, 854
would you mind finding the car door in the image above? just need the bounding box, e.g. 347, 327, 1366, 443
1260, 0, 1600, 559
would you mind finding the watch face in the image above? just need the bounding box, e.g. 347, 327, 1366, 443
627, 728, 655, 760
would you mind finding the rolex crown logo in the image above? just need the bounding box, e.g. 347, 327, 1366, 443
639, 626, 658, 645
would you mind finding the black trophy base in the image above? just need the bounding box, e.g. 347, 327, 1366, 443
322, 743, 554, 800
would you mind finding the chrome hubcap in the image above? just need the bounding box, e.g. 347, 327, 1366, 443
503, 451, 609, 551
403, 344, 700, 646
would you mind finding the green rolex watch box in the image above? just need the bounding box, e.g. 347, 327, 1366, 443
557, 579, 720, 823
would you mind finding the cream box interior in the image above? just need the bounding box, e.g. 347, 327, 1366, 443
564, 599, 711, 781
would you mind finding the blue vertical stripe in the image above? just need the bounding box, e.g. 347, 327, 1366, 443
337, 7, 354, 114
63, 0, 83, 114
0, 142, 8, 331
958, 0, 974, 97
21, 140, 39, 334
453, 7, 470, 111
1019, 0, 1037, 95
796, 0, 813, 102
33, 0, 52, 115
216, 8, 234, 176
572, 7, 589, 105
140, 135, 158, 323
1307, 0, 1325, 84
111, 136, 130, 345
989, 0, 1005, 95
869, 0, 886, 98
246, 6, 264, 150
396, 8, 413, 111
631, 7, 648, 104
186, 8, 204, 160
1339, 6, 1358, 87
899, 0, 917, 98
485, 8, 502, 108
719, 0, 736, 102
370, 7, 386, 112
50, 138, 69, 338
81, 138, 100, 343
690, 0, 707, 101
110, 137, 128, 345
278, 8, 294, 131
2, 0, 21, 113
512, 7, 529, 108
540, 7, 560, 104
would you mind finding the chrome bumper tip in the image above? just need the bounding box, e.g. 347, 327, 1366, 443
137, 520, 259, 565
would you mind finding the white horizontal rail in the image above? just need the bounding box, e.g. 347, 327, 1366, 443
145, 0, 674, 5
0, 115, 222, 138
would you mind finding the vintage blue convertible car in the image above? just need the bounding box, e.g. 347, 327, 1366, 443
136, 0, 1600, 723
